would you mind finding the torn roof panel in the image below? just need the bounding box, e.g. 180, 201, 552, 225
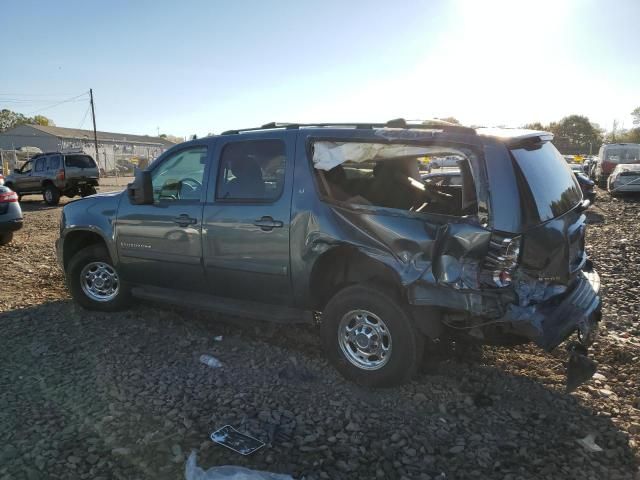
312, 141, 467, 171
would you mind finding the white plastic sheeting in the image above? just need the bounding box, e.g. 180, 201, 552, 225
312, 141, 459, 171
185, 452, 293, 480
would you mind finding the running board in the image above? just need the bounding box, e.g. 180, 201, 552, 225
131, 286, 313, 324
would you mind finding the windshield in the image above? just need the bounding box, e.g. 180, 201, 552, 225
65, 155, 96, 168
511, 142, 583, 223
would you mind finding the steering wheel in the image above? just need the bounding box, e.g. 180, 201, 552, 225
178, 177, 202, 199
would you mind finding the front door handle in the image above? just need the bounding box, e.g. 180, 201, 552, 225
173, 214, 197, 227
254, 216, 283, 231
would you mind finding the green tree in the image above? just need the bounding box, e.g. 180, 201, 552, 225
436, 117, 460, 125
548, 115, 602, 154
32, 115, 54, 126
522, 122, 546, 130
0, 109, 54, 132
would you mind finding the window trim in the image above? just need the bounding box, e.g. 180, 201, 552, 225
148, 144, 210, 205
213, 138, 287, 205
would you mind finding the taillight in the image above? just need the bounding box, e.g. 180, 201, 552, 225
0, 190, 18, 203
602, 160, 615, 173
482, 234, 521, 287
57, 169, 65, 181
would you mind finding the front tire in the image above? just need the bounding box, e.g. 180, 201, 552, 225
321, 284, 423, 387
67, 245, 130, 311
43, 185, 60, 205
0, 232, 13, 246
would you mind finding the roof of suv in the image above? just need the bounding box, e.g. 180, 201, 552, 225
218, 119, 553, 146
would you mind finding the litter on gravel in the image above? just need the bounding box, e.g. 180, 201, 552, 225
200, 354, 223, 369
211, 425, 265, 455
185, 452, 293, 480
576, 433, 604, 453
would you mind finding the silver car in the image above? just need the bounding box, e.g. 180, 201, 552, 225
608, 163, 640, 195
0, 185, 23, 245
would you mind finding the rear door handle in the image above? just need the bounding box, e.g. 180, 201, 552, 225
254, 216, 283, 230
173, 214, 197, 227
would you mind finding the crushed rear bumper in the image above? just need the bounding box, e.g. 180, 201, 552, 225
507, 267, 601, 351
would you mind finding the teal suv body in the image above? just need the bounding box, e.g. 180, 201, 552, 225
56, 120, 601, 389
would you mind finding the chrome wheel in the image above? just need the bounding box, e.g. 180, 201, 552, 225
80, 261, 119, 302
44, 189, 53, 203
338, 309, 392, 370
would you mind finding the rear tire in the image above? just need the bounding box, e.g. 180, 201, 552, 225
81, 186, 97, 197
67, 245, 130, 311
0, 232, 13, 246
321, 284, 424, 387
43, 184, 60, 205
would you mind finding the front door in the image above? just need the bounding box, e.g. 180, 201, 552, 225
202, 134, 295, 305
14, 159, 34, 192
116, 143, 211, 291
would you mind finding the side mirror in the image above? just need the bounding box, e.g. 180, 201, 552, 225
127, 169, 154, 205
14, 168, 20, 174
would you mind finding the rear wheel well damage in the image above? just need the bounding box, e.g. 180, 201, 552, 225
309, 246, 443, 338
63, 231, 108, 269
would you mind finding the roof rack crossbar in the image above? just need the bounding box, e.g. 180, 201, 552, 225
221, 119, 476, 136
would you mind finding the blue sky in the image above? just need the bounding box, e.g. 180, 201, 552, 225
1, 0, 639, 138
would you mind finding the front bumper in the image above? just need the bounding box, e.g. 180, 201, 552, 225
0, 217, 23, 233
507, 267, 601, 351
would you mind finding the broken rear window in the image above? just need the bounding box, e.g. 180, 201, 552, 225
312, 141, 478, 217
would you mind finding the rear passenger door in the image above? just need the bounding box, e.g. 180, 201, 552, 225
202, 133, 295, 305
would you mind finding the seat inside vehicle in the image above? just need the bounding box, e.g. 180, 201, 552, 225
314, 142, 478, 218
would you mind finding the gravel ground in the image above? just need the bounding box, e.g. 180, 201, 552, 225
1, 189, 639, 480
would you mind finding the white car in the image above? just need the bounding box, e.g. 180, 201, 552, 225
607, 164, 640, 195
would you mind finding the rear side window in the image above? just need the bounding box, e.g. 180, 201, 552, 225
47, 155, 61, 170
65, 155, 96, 168
510, 142, 582, 222
35, 158, 45, 172
216, 140, 286, 201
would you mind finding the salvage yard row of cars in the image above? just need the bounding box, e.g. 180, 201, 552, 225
3, 121, 640, 391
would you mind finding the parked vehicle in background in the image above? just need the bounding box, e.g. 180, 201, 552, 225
56, 120, 600, 390
0, 185, 23, 245
607, 164, 640, 196
593, 143, 640, 188
4, 152, 99, 205
569, 163, 596, 203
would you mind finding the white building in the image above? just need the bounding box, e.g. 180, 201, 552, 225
0, 124, 176, 172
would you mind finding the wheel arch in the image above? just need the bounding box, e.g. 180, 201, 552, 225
308, 245, 404, 310
62, 229, 113, 270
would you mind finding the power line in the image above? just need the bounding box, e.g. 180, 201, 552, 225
26, 92, 89, 115
78, 104, 91, 129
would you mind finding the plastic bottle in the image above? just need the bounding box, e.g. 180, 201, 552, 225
199, 354, 222, 369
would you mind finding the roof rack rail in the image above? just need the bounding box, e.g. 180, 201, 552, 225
221, 118, 476, 135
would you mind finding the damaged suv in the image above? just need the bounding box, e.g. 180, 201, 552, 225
56, 120, 601, 390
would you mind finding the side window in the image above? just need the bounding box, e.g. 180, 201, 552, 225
47, 155, 61, 170
34, 158, 46, 172
151, 146, 207, 202
216, 140, 286, 201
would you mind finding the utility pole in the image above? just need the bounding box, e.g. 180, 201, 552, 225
89, 89, 101, 171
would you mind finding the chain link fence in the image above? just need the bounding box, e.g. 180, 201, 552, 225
1, 141, 168, 178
